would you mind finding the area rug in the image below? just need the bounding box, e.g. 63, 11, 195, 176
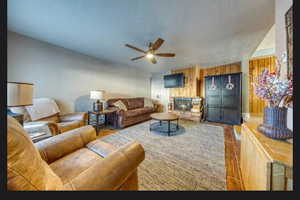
101, 120, 227, 190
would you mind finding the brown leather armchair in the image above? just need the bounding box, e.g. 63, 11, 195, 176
11, 102, 88, 136
7, 116, 145, 191
25, 112, 88, 136
38, 112, 88, 135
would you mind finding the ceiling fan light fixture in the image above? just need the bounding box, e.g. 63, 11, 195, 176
146, 53, 154, 59
125, 38, 175, 64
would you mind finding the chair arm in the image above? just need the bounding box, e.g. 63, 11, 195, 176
107, 107, 125, 128
35, 125, 96, 164
66, 141, 145, 190
24, 121, 60, 136
60, 112, 88, 123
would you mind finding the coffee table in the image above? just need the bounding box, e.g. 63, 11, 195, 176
150, 113, 180, 136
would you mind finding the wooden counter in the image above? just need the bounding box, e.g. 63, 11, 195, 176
240, 122, 293, 191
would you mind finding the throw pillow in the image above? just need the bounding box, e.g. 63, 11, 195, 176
144, 98, 154, 108
113, 100, 128, 111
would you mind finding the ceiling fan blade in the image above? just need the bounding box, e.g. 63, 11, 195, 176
151, 38, 164, 50
155, 53, 175, 57
125, 44, 146, 54
131, 55, 145, 61
150, 57, 157, 64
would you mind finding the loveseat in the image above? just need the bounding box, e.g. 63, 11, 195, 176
7, 116, 145, 191
107, 97, 157, 128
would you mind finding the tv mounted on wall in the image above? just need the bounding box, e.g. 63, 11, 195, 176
164, 73, 185, 88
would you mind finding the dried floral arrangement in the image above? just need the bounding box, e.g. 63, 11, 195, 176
252, 59, 293, 107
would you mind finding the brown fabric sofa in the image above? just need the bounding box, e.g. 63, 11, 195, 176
7, 116, 145, 191
106, 97, 157, 128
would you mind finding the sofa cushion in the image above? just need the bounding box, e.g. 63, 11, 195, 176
57, 120, 82, 133
50, 148, 103, 185
124, 107, 154, 118
125, 98, 144, 110
87, 139, 118, 157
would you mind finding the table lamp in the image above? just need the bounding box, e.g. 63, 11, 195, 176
7, 82, 34, 125
90, 90, 104, 112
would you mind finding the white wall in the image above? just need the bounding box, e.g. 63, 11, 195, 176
252, 24, 276, 58
275, 0, 293, 131
8, 31, 151, 114
150, 71, 170, 112
241, 58, 250, 117
276, 0, 293, 78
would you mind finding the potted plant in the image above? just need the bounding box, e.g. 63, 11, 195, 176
253, 60, 293, 140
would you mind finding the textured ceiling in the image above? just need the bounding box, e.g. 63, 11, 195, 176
8, 0, 275, 72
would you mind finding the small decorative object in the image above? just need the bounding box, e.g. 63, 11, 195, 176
90, 90, 104, 112
7, 82, 34, 125
225, 75, 234, 90
253, 59, 293, 140
210, 77, 217, 90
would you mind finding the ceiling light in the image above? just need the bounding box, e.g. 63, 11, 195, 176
146, 53, 154, 59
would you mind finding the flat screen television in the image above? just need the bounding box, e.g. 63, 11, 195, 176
164, 73, 185, 88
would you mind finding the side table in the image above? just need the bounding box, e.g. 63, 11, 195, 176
87, 109, 117, 135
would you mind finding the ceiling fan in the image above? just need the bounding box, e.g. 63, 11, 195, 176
125, 38, 175, 64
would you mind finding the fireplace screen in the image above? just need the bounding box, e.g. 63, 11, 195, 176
174, 98, 193, 111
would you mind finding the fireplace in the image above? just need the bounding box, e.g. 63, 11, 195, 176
170, 97, 203, 121
174, 98, 193, 111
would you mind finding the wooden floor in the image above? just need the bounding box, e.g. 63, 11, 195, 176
97, 121, 244, 191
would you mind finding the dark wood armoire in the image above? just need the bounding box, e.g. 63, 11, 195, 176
204, 72, 242, 125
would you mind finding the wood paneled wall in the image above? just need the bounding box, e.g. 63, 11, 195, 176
200, 62, 242, 97
249, 56, 276, 113
170, 66, 201, 97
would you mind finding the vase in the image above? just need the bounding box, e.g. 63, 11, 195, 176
257, 106, 293, 140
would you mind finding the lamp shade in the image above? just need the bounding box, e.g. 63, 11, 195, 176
7, 82, 34, 107
90, 90, 104, 100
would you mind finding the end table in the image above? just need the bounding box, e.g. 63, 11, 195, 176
87, 109, 117, 135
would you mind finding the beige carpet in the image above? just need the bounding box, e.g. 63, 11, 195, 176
101, 119, 227, 190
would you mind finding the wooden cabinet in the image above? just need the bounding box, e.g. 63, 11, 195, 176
170, 66, 201, 98
240, 122, 293, 190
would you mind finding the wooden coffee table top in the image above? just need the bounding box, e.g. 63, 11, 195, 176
150, 113, 179, 121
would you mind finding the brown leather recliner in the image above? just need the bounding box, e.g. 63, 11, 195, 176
107, 97, 158, 128
21, 109, 88, 136
32, 112, 88, 135
7, 116, 145, 191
